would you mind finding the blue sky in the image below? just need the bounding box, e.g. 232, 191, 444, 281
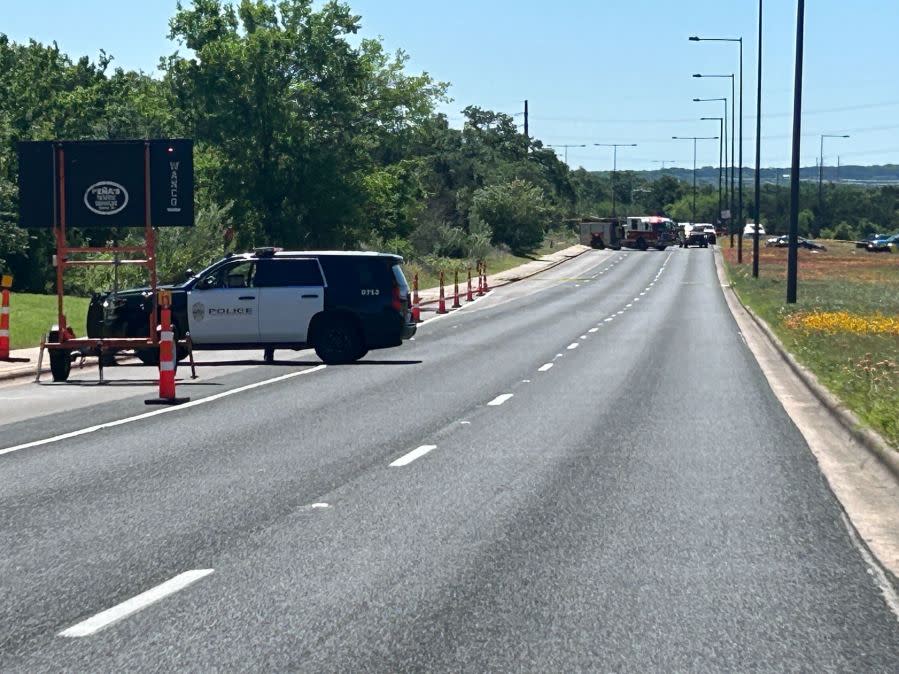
4, 0, 898, 171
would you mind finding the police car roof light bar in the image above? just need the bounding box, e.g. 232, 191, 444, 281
253, 247, 283, 257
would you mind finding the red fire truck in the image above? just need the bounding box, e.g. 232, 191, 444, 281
621, 216, 677, 251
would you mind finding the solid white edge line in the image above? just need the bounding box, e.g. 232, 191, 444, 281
389, 444, 437, 467
538, 363, 554, 372
59, 569, 214, 638
0, 365, 328, 458
487, 393, 514, 406
840, 513, 899, 622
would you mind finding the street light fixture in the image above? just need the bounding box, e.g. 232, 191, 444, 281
693, 97, 729, 222
672, 136, 718, 226
818, 134, 850, 232
651, 160, 678, 171
701, 117, 725, 229
545, 144, 586, 165
690, 34, 744, 264
594, 143, 638, 221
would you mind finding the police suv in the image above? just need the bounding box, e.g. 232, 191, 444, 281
86, 249, 416, 368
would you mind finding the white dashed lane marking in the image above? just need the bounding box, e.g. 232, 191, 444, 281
567, 343, 579, 350
538, 363, 554, 372
488, 393, 514, 406
59, 570, 214, 638
390, 445, 438, 467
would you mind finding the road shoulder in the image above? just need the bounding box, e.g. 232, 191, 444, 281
714, 248, 899, 581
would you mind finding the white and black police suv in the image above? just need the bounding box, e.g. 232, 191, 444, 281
86, 249, 416, 369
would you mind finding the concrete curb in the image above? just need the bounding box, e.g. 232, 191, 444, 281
713, 248, 899, 481
417, 245, 592, 306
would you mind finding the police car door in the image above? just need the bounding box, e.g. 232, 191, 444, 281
186, 260, 260, 344
255, 258, 325, 343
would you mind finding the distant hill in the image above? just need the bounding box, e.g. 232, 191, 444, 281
593, 164, 899, 187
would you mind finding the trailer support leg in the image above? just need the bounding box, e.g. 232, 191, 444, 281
34, 337, 45, 383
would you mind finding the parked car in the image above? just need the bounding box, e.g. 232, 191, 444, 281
744, 223, 766, 237
866, 233, 899, 252
765, 235, 827, 251
855, 233, 883, 249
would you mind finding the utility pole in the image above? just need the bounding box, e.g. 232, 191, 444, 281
787, 0, 805, 304
523, 100, 529, 148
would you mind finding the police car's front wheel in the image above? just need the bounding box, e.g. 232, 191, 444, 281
313, 316, 363, 365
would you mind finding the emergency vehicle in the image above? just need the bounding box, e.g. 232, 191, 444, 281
578, 218, 625, 249
622, 216, 678, 251
82, 249, 416, 374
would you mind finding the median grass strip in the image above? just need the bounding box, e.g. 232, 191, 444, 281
7, 294, 91, 350
722, 240, 899, 449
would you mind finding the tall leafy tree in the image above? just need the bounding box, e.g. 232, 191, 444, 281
163, 0, 446, 248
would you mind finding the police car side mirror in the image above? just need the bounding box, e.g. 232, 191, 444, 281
197, 276, 216, 290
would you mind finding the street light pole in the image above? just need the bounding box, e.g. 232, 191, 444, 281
753, 0, 763, 278
787, 0, 806, 304
818, 133, 850, 233
690, 35, 745, 258
694, 97, 728, 225
594, 143, 637, 221
673, 136, 718, 226
701, 117, 724, 228
694, 73, 735, 250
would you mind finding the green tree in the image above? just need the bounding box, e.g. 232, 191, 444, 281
472, 179, 550, 254
163, 0, 446, 249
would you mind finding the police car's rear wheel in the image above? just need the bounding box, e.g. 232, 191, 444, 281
314, 317, 362, 365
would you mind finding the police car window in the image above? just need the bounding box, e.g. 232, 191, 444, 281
210, 261, 255, 288
255, 259, 323, 287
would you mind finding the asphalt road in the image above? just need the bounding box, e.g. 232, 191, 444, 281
1, 248, 897, 671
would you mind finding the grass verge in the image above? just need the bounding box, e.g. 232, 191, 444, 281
7, 294, 91, 350
722, 240, 899, 448
407, 232, 580, 290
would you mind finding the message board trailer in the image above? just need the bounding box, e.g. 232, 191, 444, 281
17, 139, 195, 381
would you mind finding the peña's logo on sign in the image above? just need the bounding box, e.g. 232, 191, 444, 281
83, 181, 129, 215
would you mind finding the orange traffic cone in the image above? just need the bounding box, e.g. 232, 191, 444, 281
411, 273, 421, 322
0, 275, 11, 360
146, 290, 189, 405
438, 271, 447, 314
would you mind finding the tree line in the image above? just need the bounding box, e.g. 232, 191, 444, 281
1, 0, 896, 295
